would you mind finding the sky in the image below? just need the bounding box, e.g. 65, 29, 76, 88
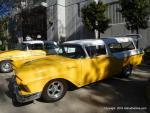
0, 0, 14, 19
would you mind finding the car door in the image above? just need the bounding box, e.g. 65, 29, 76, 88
107, 43, 125, 76
58, 44, 84, 87
80, 45, 111, 86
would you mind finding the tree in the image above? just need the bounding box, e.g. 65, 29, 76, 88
81, 1, 110, 38
0, 17, 9, 50
119, 0, 150, 34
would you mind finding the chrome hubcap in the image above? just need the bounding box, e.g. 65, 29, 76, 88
47, 81, 64, 99
2, 62, 11, 72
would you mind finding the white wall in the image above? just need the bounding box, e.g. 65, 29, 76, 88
57, 0, 66, 41
65, 0, 94, 40
47, 0, 58, 41
101, 21, 150, 48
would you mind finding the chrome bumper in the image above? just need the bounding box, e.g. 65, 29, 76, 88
11, 76, 41, 103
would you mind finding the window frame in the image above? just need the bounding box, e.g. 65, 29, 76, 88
58, 44, 86, 59
108, 43, 123, 53
85, 45, 107, 58
108, 41, 135, 54
121, 41, 135, 51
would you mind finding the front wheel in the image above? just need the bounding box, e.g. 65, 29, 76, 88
41, 79, 67, 102
120, 65, 133, 78
0, 61, 13, 73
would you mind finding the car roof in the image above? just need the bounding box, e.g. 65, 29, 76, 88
102, 37, 134, 44
23, 40, 44, 44
125, 34, 141, 36
22, 40, 57, 45
44, 41, 57, 45
64, 37, 134, 46
64, 39, 105, 46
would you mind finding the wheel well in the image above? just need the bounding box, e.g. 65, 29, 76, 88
45, 78, 78, 91
123, 64, 133, 68
63, 79, 78, 91
0, 60, 13, 63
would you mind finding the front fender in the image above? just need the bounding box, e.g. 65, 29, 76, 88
19, 73, 80, 95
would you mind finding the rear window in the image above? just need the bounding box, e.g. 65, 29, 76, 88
86, 45, 106, 57
108, 41, 135, 53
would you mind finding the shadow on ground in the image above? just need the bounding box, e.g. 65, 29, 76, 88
78, 76, 149, 113
0, 74, 149, 113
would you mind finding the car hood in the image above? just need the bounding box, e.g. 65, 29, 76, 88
15, 55, 77, 84
0, 50, 25, 59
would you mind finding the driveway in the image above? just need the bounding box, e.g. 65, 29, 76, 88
0, 72, 149, 113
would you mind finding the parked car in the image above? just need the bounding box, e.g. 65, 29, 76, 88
0, 40, 58, 73
12, 37, 144, 103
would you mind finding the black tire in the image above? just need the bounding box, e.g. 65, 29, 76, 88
41, 79, 67, 102
120, 65, 133, 78
0, 61, 13, 73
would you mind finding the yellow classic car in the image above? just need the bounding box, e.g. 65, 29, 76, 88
0, 40, 58, 73
12, 37, 144, 103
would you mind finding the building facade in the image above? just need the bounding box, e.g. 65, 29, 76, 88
46, 0, 94, 42
11, 0, 149, 48
101, 0, 150, 48
46, 0, 150, 48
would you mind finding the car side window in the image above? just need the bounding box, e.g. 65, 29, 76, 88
121, 42, 135, 51
108, 43, 123, 53
86, 45, 106, 57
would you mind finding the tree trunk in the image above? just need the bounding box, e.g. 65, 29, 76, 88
98, 31, 101, 38
131, 29, 134, 33
136, 28, 139, 48
95, 29, 98, 39
136, 28, 139, 34
4, 40, 8, 51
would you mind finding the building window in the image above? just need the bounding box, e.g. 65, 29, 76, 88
106, 2, 125, 24
77, 3, 81, 17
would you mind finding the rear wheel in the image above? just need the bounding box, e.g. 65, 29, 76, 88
42, 79, 67, 102
120, 65, 133, 78
0, 61, 13, 73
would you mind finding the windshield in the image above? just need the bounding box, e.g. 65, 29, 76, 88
14, 43, 27, 50
28, 43, 44, 50
58, 45, 86, 59
14, 43, 44, 50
